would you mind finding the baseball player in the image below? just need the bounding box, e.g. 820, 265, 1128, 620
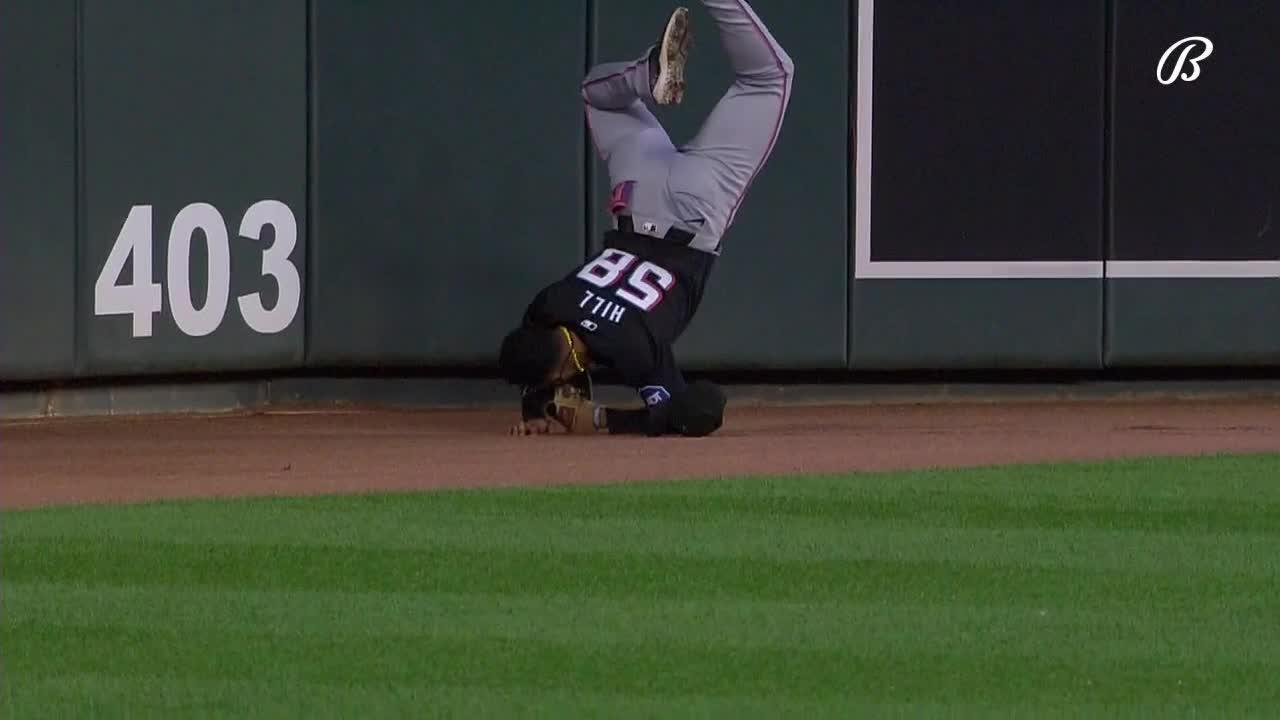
498, 0, 793, 436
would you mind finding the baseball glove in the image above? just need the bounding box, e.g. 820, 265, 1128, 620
546, 383, 599, 435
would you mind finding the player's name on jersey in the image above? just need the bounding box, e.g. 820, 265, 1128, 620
579, 290, 627, 324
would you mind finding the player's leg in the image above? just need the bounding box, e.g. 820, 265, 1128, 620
676, 0, 794, 230
582, 58, 670, 165
582, 8, 690, 164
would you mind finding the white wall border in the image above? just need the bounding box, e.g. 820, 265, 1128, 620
1106, 261, 1280, 278
857, 261, 1105, 280
852, 0, 1277, 281
853, 0, 875, 277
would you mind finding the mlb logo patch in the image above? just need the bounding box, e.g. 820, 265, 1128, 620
640, 386, 671, 406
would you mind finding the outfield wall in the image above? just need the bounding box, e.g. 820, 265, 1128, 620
3, 1, 1278, 385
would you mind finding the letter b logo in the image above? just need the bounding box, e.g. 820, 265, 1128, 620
1157, 36, 1214, 85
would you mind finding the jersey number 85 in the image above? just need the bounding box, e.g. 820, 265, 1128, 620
575, 249, 675, 312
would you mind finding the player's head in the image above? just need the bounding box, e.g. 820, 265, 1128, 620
668, 380, 727, 437
497, 325, 586, 387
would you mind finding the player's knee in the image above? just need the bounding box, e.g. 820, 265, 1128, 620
669, 380, 727, 437
776, 50, 795, 79
746, 49, 793, 83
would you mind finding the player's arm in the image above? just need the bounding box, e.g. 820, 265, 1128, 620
599, 405, 668, 435
529, 384, 663, 436
533, 342, 685, 436
510, 385, 556, 435
595, 374, 683, 437
540, 396, 664, 435
544, 385, 724, 437
600, 346, 685, 435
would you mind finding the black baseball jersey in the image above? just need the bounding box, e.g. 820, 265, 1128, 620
522, 230, 715, 407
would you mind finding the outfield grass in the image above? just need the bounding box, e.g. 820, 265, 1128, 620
3, 454, 1280, 718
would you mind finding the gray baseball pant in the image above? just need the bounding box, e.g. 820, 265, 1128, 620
581, 0, 794, 255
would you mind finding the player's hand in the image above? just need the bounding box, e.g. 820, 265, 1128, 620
509, 418, 553, 436
547, 385, 599, 435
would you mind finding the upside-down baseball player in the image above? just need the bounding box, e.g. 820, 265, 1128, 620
497, 0, 793, 436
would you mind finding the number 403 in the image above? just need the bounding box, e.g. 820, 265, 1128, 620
94, 200, 300, 338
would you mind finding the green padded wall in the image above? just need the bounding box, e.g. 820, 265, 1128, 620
0, 0, 76, 380
1107, 281, 1280, 366
854, 282, 1103, 370
307, 1, 587, 367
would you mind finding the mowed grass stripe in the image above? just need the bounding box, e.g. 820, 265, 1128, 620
5, 515, 1278, 575
12, 491, 1277, 533
6, 583, 1275, 663
6, 505, 1280, 569
5, 534, 1277, 610
6, 622, 1275, 706
17, 675, 1263, 720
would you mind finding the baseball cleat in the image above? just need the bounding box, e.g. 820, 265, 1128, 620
651, 7, 692, 105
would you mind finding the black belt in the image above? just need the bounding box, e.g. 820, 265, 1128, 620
616, 215, 696, 245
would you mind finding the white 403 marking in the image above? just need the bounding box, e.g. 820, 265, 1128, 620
94, 200, 300, 338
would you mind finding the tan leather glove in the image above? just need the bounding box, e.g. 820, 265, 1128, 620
548, 384, 599, 435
